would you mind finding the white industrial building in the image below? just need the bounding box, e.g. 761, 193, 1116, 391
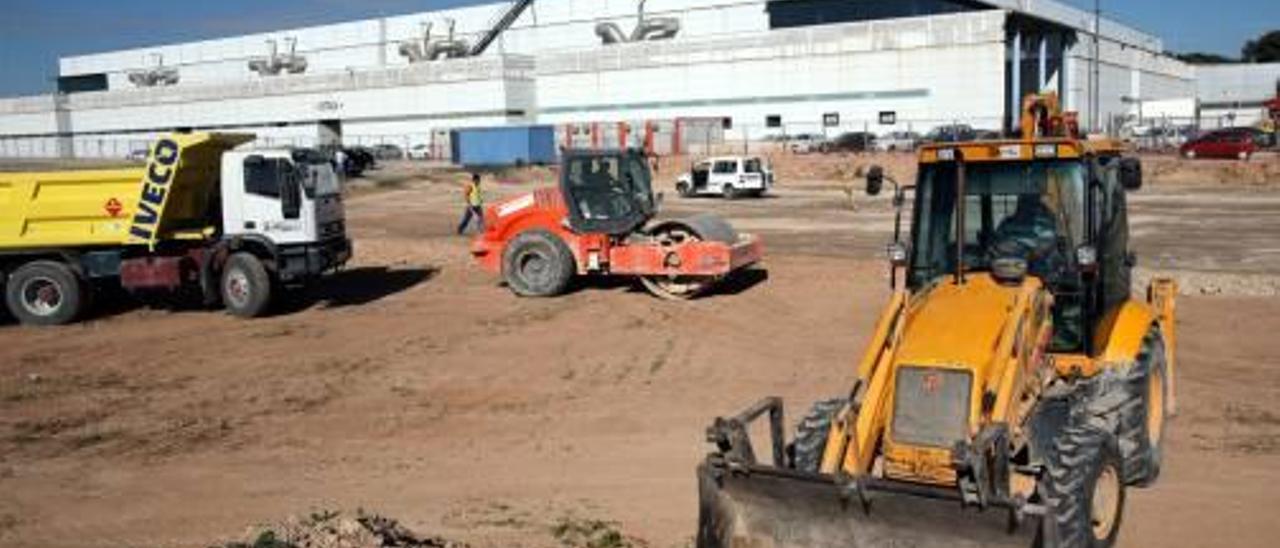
0, 0, 1203, 158
1195, 62, 1280, 127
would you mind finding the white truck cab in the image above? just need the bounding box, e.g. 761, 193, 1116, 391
219, 148, 351, 286
677, 156, 774, 199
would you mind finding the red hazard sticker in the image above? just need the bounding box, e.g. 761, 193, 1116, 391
105, 198, 123, 217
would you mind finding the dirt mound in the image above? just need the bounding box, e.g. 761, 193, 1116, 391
216, 510, 467, 548
1136, 268, 1280, 297
1143, 154, 1280, 187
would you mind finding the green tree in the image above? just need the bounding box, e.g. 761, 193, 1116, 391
1176, 52, 1238, 64
1243, 30, 1280, 63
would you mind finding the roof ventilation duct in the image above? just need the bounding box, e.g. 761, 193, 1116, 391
426, 19, 471, 60
596, 0, 680, 45
398, 22, 432, 63
248, 37, 308, 76
127, 53, 180, 87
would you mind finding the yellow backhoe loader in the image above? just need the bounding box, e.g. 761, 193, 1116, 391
696, 94, 1177, 548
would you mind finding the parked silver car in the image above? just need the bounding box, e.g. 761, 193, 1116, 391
873, 131, 922, 152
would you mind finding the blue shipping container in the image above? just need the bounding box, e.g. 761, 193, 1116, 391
450, 125, 557, 167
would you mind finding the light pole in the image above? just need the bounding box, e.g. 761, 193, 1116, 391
1092, 0, 1102, 133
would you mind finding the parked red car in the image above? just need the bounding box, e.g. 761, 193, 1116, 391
1180, 130, 1258, 160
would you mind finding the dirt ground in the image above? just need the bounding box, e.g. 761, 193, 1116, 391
2, 156, 1280, 547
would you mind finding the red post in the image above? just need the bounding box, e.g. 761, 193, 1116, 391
673, 118, 683, 156
644, 121, 655, 156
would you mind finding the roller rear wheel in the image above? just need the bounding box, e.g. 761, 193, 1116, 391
502, 229, 576, 298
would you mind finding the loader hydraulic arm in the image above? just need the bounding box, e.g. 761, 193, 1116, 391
819, 290, 908, 476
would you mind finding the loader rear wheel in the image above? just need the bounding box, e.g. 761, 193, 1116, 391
1043, 426, 1125, 548
787, 398, 847, 473
221, 252, 273, 318
5, 260, 85, 326
502, 230, 575, 298
1119, 328, 1168, 486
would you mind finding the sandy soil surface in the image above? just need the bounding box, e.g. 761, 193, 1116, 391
2, 161, 1280, 547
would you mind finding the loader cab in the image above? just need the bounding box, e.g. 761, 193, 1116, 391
220, 149, 346, 247
903, 144, 1140, 354
560, 149, 656, 235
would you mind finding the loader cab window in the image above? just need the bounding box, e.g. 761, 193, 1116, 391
911, 160, 1087, 349
910, 161, 1084, 286
563, 153, 654, 235
1096, 159, 1133, 317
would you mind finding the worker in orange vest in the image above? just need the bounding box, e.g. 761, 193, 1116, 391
456, 172, 485, 235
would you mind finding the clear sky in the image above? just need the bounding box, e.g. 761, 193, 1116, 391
1, 0, 1275, 97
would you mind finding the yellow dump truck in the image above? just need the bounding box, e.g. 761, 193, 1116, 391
0, 132, 351, 325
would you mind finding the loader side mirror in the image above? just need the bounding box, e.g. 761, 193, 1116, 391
866, 165, 885, 196
887, 242, 909, 267
1119, 157, 1143, 191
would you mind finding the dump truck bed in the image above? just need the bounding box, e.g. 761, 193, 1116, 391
0, 133, 252, 251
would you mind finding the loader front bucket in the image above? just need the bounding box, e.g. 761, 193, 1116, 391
697, 463, 1038, 548
696, 397, 1040, 548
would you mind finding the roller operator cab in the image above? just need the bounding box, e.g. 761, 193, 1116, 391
696, 94, 1177, 548
470, 149, 763, 300
0, 133, 351, 326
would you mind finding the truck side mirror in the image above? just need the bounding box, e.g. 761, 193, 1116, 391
866, 165, 885, 196
1119, 157, 1142, 191
281, 165, 302, 220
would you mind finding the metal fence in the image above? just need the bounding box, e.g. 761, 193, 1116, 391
3, 111, 1273, 161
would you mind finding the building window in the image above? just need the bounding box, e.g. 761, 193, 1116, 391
767, 0, 990, 29
766, 115, 783, 128
56, 73, 108, 94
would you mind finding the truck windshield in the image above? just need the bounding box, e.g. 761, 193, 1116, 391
307, 164, 341, 197
909, 160, 1085, 289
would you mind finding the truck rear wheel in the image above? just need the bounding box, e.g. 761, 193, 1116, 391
5, 260, 85, 326
1043, 426, 1125, 548
221, 252, 273, 318
502, 230, 575, 298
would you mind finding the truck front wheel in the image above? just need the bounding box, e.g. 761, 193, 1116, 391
5, 260, 85, 326
221, 252, 273, 318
